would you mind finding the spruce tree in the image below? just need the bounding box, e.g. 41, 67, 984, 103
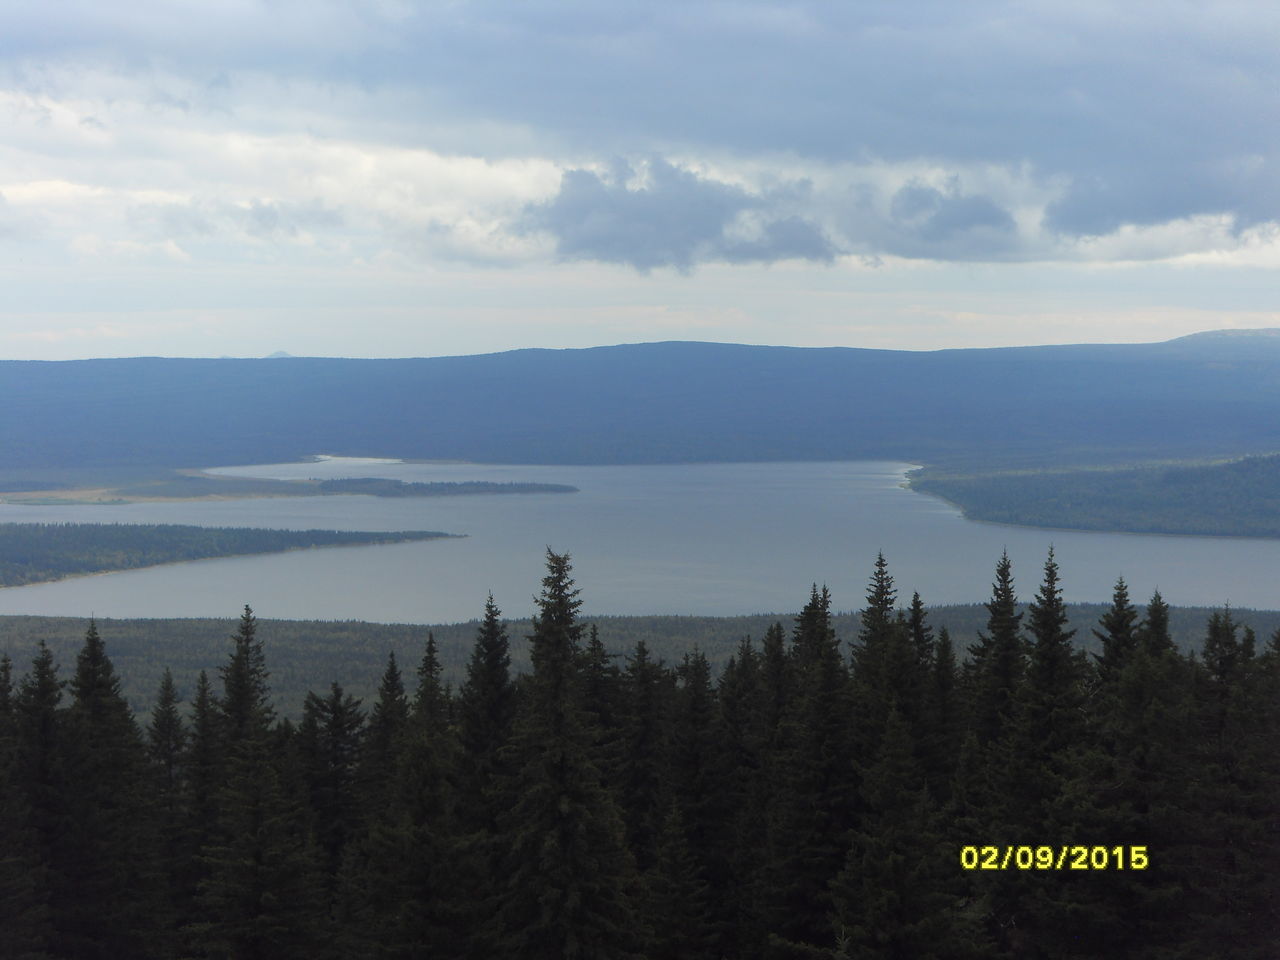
196, 609, 324, 959
850, 554, 915, 754
579, 622, 625, 782
1138, 590, 1174, 655
1019, 550, 1085, 772
1092, 576, 1140, 686
0, 651, 52, 959
670, 649, 729, 948
147, 669, 188, 953
15, 642, 67, 895
457, 596, 517, 822
760, 620, 790, 735
831, 708, 983, 960
641, 798, 717, 960
1182, 609, 1279, 957
850, 554, 898, 707
453, 597, 518, 956
765, 585, 852, 950
966, 552, 1025, 748
495, 550, 640, 959
298, 682, 365, 889
338, 651, 407, 950
184, 670, 221, 879
55, 622, 154, 958
992, 551, 1087, 838
1081, 604, 1198, 958
991, 552, 1100, 954
148, 669, 186, 802
858, 553, 897, 648
359, 625, 466, 958
904, 591, 935, 728
413, 631, 450, 732
194, 734, 326, 960
357, 651, 408, 812
219, 605, 273, 741
713, 637, 770, 960
616, 640, 672, 873
790, 584, 831, 670
921, 625, 962, 800
0, 768, 51, 959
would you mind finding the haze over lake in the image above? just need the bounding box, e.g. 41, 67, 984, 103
0, 457, 1277, 623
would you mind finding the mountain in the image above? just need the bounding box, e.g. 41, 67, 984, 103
1169, 327, 1280, 342
4, 333, 1280, 471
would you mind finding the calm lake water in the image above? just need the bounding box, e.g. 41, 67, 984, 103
0, 458, 1277, 622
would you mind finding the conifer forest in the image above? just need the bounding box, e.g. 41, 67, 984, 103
1, 549, 1276, 959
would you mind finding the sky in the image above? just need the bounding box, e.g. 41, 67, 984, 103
2, 0, 1279, 359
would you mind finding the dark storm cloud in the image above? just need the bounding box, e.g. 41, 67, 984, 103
524, 160, 835, 270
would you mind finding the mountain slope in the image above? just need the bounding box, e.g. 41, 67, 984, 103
4, 333, 1280, 470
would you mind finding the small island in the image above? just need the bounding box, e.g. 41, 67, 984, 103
0, 523, 458, 588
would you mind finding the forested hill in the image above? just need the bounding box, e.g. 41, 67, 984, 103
914, 451, 1280, 537
6, 330, 1280, 470
1, 553, 1275, 957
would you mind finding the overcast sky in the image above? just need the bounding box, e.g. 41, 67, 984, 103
2, 1, 1278, 359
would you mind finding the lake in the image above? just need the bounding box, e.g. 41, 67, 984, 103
0, 457, 1277, 623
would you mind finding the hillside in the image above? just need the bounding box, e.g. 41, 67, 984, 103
913, 452, 1280, 537
4, 331, 1280, 473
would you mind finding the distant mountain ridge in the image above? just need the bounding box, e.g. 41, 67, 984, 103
1169, 327, 1280, 341
5, 332, 1280, 471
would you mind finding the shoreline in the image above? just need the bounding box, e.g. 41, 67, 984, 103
0, 465, 578, 505
907, 473, 1280, 543
6, 454, 1278, 542
0, 531, 465, 591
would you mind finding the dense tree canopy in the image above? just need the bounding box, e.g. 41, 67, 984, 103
0, 550, 1275, 959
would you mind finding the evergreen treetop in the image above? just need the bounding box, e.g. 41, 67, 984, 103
1093, 576, 1141, 684
496, 550, 640, 958
458, 595, 515, 765
1139, 589, 1174, 655
967, 551, 1025, 747
413, 632, 450, 734
218, 605, 272, 743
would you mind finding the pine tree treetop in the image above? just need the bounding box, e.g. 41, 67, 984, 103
219, 604, 273, 742
71, 618, 126, 712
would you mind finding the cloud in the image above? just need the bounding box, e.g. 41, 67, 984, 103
875, 180, 1019, 260
524, 159, 835, 270
721, 215, 836, 265
276, 1, 1277, 240
1045, 164, 1280, 239
3, 2, 1280, 269
521, 158, 1033, 270
0, 192, 16, 238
